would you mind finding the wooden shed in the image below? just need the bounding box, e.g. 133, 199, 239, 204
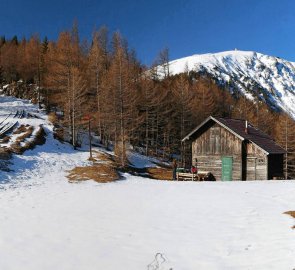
182, 116, 285, 180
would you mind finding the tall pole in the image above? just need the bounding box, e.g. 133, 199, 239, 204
88, 117, 92, 159
285, 117, 288, 180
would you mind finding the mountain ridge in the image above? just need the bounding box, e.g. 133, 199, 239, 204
164, 50, 295, 119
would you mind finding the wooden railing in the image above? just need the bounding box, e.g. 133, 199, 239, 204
176, 170, 210, 181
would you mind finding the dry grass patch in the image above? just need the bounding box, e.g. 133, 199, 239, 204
48, 112, 58, 125
10, 125, 34, 154
284, 211, 295, 229
285, 211, 295, 218
0, 147, 12, 171
15, 126, 34, 142
147, 167, 173, 180
95, 152, 113, 162
67, 152, 120, 183
10, 125, 46, 154
13, 124, 28, 135
0, 147, 11, 160
0, 135, 10, 143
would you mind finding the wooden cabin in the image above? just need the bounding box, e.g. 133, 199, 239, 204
182, 116, 285, 180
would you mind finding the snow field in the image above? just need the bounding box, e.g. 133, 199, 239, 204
1, 177, 295, 270
0, 95, 295, 270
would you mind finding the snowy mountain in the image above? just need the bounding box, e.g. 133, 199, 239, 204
164, 50, 295, 118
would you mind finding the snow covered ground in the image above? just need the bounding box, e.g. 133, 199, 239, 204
1, 96, 295, 270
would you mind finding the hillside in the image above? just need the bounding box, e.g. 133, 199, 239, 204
161, 50, 295, 119
2, 33, 295, 171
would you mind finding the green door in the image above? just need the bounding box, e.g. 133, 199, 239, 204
222, 156, 233, 181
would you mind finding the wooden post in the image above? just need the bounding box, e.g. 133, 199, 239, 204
84, 114, 92, 160
88, 117, 92, 159
285, 118, 288, 180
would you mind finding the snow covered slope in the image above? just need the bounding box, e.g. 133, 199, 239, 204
164, 50, 295, 118
0, 95, 91, 186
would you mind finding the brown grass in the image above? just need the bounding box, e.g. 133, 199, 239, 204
0, 136, 10, 143
9, 143, 22, 154
53, 127, 64, 142
67, 152, 120, 183
48, 112, 58, 125
10, 125, 34, 154
1, 125, 35, 152
15, 126, 34, 142
285, 211, 295, 218
0, 147, 11, 160
32, 126, 46, 146
147, 167, 173, 180
10, 125, 46, 154
284, 211, 295, 229
95, 152, 113, 162
13, 124, 27, 134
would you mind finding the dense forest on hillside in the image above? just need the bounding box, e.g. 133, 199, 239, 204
0, 23, 294, 177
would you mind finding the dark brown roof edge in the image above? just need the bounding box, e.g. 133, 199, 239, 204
182, 116, 286, 154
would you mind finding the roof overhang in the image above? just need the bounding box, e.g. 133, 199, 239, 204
182, 116, 244, 142
182, 116, 287, 155
246, 139, 270, 155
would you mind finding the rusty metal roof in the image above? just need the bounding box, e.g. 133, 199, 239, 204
183, 116, 286, 155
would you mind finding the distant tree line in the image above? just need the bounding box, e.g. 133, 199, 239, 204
0, 23, 294, 177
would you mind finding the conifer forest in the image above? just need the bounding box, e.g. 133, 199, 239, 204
0, 24, 294, 177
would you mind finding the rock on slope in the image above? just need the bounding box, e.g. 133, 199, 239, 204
163, 50, 295, 118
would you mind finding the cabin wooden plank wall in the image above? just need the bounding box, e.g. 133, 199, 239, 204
246, 143, 268, 180
188, 117, 285, 180
192, 123, 242, 180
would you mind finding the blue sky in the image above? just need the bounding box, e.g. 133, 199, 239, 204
1, 0, 295, 64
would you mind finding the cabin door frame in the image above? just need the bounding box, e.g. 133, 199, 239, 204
246, 157, 257, 180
